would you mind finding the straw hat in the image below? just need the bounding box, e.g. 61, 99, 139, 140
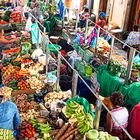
0, 87, 12, 103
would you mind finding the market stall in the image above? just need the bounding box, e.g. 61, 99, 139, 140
0, 2, 137, 140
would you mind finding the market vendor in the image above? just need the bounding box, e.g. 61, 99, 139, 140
0, 29, 19, 60
96, 12, 107, 33
106, 92, 129, 140
0, 87, 20, 139
0, 29, 19, 45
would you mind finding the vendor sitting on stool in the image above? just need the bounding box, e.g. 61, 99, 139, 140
0, 87, 20, 139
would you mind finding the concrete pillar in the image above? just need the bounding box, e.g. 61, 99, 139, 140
92, 0, 100, 20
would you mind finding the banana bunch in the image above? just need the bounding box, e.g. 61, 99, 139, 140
64, 101, 93, 134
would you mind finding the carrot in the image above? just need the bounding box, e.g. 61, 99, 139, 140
65, 134, 75, 140
59, 128, 78, 140
54, 123, 70, 140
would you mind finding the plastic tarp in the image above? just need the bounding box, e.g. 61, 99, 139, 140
97, 65, 140, 111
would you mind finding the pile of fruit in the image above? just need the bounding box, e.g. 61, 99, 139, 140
85, 129, 119, 140
63, 101, 93, 134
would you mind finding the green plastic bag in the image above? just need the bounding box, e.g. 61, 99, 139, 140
66, 96, 95, 119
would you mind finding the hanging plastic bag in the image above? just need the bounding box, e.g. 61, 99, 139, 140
134, 55, 140, 64
31, 22, 42, 44
88, 28, 97, 47
73, 34, 80, 44
25, 17, 32, 31
31, 48, 44, 59
90, 37, 97, 48
73, 33, 84, 45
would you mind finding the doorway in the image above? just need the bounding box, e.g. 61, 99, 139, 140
127, 0, 140, 31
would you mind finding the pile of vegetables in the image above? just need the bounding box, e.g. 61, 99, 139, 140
85, 129, 119, 140
107, 61, 126, 77
44, 91, 72, 104
30, 118, 52, 139
63, 101, 93, 134
18, 121, 36, 139
133, 63, 140, 71
13, 94, 39, 113
2, 10, 11, 22
50, 123, 78, 140
2, 64, 20, 86
17, 80, 30, 90
27, 76, 45, 93
20, 109, 39, 122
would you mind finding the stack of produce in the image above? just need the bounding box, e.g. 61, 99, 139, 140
63, 101, 93, 134
18, 121, 36, 139
97, 38, 110, 51
17, 80, 30, 90
44, 90, 72, 104
27, 62, 44, 73
50, 123, 78, 140
107, 61, 126, 77
30, 118, 52, 139
85, 129, 119, 140
2, 64, 20, 86
13, 94, 39, 113
20, 109, 39, 122
27, 76, 45, 93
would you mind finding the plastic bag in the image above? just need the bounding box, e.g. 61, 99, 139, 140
31, 22, 42, 44
25, 17, 32, 31
66, 96, 95, 119
134, 55, 140, 64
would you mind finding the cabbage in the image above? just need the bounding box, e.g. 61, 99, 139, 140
86, 129, 99, 140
